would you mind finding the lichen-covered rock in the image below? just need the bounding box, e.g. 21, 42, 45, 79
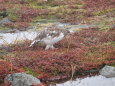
4, 72, 41, 86
99, 65, 115, 78
0, 18, 11, 26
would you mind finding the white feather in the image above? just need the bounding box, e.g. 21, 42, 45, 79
42, 32, 64, 45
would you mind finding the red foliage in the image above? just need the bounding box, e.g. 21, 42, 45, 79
32, 83, 47, 86
17, 7, 39, 22
0, 0, 16, 3
0, 60, 11, 82
51, 0, 82, 6
0, 26, 113, 86
5, 22, 31, 29
17, 7, 50, 22
84, 0, 115, 11
0, 0, 50, 24
0, 60, 24, 83
0, 0, 28, 4
99, 28, 115, 43
36, 72, 50, 79
4, 27, 114, 81
0, 3, 13, 11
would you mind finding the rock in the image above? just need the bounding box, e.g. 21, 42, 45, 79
4, 72, 41, 86
0, 18, 11, 26
99, 65, 115, 78
110, 24, 115, 30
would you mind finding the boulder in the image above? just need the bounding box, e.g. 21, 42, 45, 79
0, 18, 11, 26
99, 65, 115, 78
4, 72, 41, 86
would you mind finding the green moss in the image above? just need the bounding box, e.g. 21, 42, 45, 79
8, 13, 19, 22
32, 15, 57, 23
0, 26, 9, 30
0, 16, 3, 20
52, 68, 61, 76
0, 51, 5, 59
94, 8, 115, 16
24, 67, 39, 77
0, 11, 8, 18
98, 24, 110, 30
103, 42, 115, 46
31, 16, 42, 23
28, 0, 53, 9
7, 8, 20, 22
91, 17, 115, 30
110, 42, 115, 46
29, 2, 42, 8
111, 65, 115, 67
97, 20, 113, 30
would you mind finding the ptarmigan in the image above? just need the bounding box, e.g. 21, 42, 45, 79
29, 24, 70, 50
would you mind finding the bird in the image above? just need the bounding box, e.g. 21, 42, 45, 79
29, 24, 70, 50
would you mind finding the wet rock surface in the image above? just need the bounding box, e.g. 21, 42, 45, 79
4, 72, 41, 86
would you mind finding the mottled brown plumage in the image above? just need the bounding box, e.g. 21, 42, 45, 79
30, 24, 70, 50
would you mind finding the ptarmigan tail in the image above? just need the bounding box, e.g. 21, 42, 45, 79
29, 40, 40, 47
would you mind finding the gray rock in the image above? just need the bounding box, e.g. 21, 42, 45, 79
0, 18, 11, 26
110, 24, 115, 29
99, 65, 115, 78
4, 72, 41, 86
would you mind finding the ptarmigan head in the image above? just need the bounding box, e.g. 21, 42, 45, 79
29, 24, 70, 50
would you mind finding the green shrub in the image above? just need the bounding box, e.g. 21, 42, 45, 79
94, 8, 115, 16
7, 8, 20, 22
24, 67, 39, 77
